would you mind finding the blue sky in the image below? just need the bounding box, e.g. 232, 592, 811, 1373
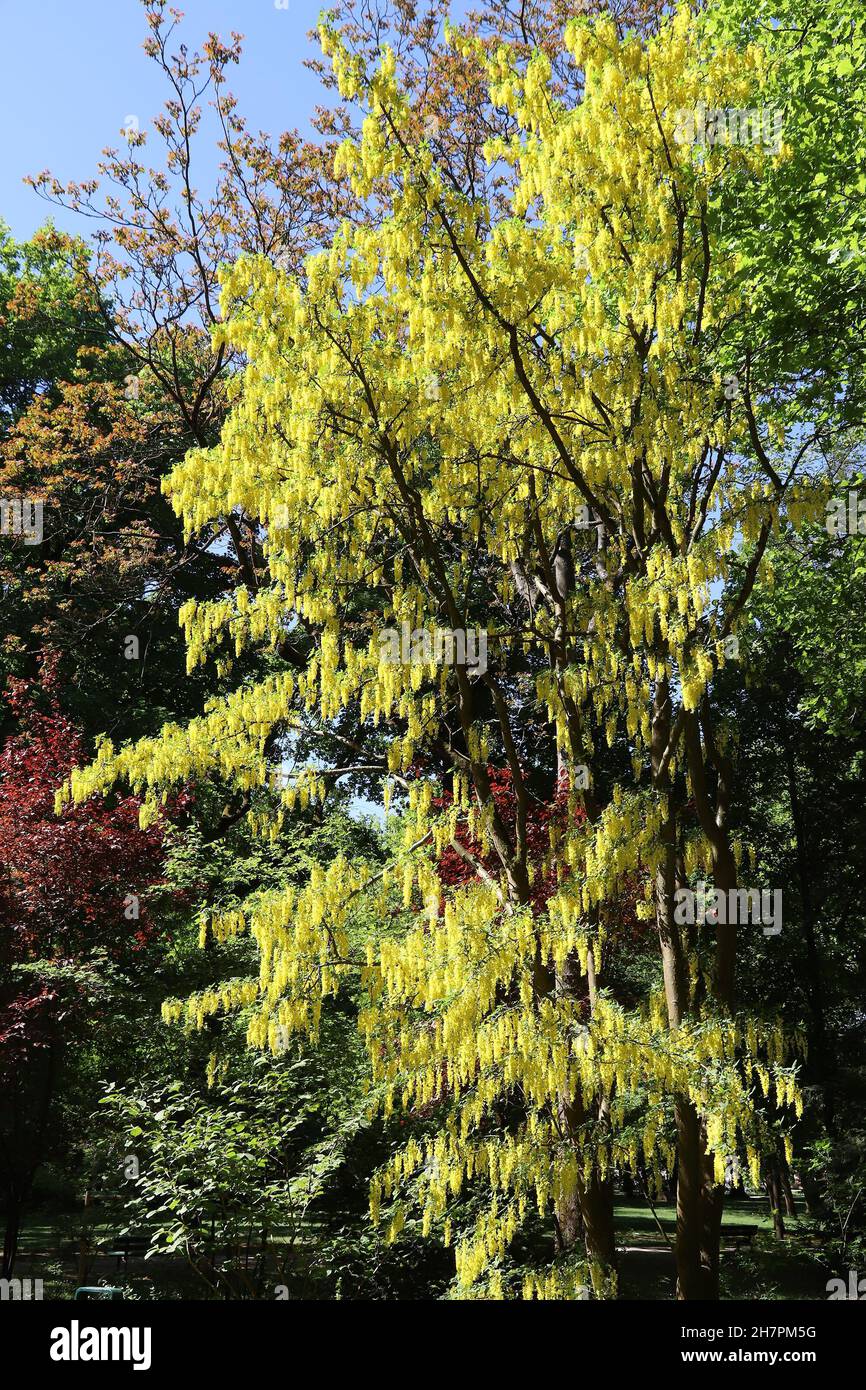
0, 0, 336, 241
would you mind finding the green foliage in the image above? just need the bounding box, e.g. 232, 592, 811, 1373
95, 1061, 334, 1298
708, 0, 866, 412
745, 514, 866, 738
0, 222, 106, 428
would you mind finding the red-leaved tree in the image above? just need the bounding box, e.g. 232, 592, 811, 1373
0, 659, 171, 1275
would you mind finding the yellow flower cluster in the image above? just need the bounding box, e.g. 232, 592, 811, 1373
63, 6, 804, 1296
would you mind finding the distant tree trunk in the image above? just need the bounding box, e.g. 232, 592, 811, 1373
78, 1189, 94, 1285
779, 1154, 797, 1218
766, 1165, 786, 1240
783, 735, 834, 1131
2, 1188, 23, 1280
796, 1162, 829, 1219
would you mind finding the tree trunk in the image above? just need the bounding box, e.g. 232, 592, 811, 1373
697, 838, 739, 1291
699, 1140, 723, 1299
652, 685, 714, 1299
674, 1099, 706, 1299
779, 1153, 797, 1218
2, 1188, 22, 1280
579, 1165, 617, 1277
766, 1166, 786, 1240
554, 954, 617, 1286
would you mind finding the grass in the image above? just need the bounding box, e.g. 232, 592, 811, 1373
613, 1197, 826, 1301
12, 1198, 829, 1300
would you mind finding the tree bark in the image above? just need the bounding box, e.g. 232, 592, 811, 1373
554, 953, 617, 1285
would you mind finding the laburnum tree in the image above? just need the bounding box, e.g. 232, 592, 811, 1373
17, 0, 671, 730
0, 663, 169, 1276
308, 0, 668, 196
68, 7, 859, 1299
27, 0, 668, 488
